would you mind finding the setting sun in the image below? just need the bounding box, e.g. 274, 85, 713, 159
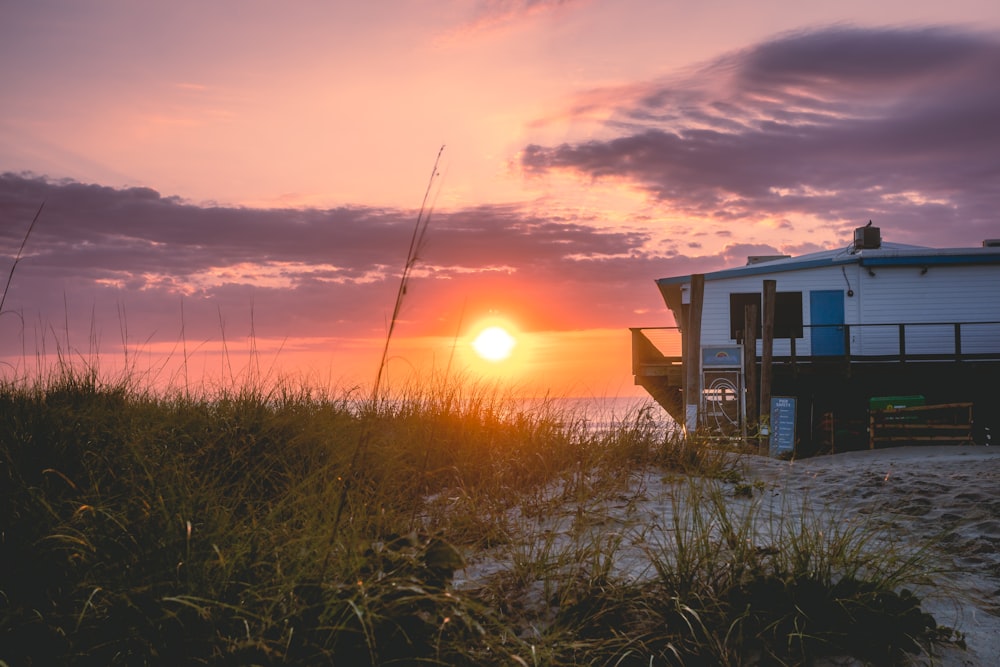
471, 326, 517, 362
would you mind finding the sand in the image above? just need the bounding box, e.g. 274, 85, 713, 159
456, 445, 1000, 665
748, 446, 1000, 666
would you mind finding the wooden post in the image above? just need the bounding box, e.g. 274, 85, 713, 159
743, 303, 758, 435
759, 280, 776, 454
684, 274, 705, 435
828, 412, 835, 454
869, 412, 875, 450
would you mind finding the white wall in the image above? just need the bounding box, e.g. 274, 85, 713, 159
857, 264, 1000, 354
693, 263, 1000, 357
699, 265, 854, 355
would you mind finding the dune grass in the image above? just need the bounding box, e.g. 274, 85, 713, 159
0, 366, 962, 665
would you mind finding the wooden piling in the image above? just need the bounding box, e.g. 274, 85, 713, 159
684, 274, 705, 434
759, 280, 776, 454
743, 303, 758, 434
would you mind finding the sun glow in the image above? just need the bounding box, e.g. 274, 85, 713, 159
471, 325, 517, 362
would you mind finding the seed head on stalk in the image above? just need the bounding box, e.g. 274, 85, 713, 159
0, 201, 44, 316
371, 145, 445, 399
329, 145, 446, 542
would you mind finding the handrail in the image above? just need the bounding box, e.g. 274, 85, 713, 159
803, 321, 1000, 362
630, 327, 683, 374
632, 321, 1000, 369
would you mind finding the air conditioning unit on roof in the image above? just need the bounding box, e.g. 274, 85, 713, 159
855, 223, 881, 250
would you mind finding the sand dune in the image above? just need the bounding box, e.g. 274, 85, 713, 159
457, 445, 1000, 665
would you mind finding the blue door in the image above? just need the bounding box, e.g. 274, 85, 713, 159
810, 290, 845, 356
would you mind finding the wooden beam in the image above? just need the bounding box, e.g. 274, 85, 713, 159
759, 279, 776, 454
743, 303, 758, 433
685, 274, 705, 434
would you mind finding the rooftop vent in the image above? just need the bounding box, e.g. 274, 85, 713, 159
854, 222, 881, 250
984, 239, 1000, 247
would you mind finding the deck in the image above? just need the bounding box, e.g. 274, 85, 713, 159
631, 323, 1000, 452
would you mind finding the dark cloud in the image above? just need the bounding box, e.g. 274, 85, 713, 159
522, 26, 1000, 246
0, 173, 669, 353
0, 174, 645, 277
737, 26, 991, 89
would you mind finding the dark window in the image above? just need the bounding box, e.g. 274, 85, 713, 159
775, 292, 803, 338
730, 293, 760, 340
730, 292, 803, 340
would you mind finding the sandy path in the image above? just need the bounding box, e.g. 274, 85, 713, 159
745, 446, 1000, 666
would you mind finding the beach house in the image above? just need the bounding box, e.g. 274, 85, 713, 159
631, 226, 1000, 453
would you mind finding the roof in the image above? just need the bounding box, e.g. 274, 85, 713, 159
655, 241, 1000, 287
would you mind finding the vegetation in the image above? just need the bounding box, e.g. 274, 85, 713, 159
0, 367, 962, 666
1, 150, 962, 665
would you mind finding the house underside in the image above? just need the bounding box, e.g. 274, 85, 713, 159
632, 326, 1000, 453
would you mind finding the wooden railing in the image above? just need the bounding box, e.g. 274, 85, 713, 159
869, 402, 974, 448
630, 327, 682, 374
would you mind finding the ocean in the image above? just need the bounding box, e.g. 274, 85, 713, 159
519, 395, 679, 434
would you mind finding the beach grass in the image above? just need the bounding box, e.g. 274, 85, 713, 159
0, 364, 963, 665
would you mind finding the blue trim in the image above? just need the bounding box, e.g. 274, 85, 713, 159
859, 254, 1000, 267
657, 250, 1000, 285
656, 256, 857, 285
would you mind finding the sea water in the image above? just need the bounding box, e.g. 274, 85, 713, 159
519, 395, 679, 434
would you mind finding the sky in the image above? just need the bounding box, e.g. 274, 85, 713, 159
2, 0, 1000, 397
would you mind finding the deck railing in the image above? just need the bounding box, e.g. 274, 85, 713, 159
796, 321, 1000, 362
632, 321, 1000, 371
630, 327, 682, 374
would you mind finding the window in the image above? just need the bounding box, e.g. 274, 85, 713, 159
730, 293, 760, 341
730, 292, 803, 340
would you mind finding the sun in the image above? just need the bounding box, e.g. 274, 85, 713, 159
472, 326, 517, 362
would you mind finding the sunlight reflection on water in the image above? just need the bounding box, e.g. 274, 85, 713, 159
521, 396, 679, 434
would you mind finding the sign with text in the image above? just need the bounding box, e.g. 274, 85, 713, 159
769, 396, 796, 457
701, 346, 742, 368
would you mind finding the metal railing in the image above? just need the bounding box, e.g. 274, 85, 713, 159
632, 321, 1000, 371
793, 321, 1000, 363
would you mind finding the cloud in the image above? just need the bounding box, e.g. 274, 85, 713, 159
443, 0, 588, 40
12, 26, 997, 367
0, 173, 675, 352
0, 174, 647, 278
520, 26, 1000, 246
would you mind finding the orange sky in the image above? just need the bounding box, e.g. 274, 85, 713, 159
2, 1, 1000, 397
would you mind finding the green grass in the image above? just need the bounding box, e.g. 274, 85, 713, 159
0, 367, 962, 665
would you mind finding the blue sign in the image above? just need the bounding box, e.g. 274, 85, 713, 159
769, 396, 796, 457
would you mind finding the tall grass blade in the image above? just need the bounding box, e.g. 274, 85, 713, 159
373, 144, 445, 396
330, 145, 446, 539
0, 200, 44, 315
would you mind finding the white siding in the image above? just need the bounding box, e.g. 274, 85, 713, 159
857, 264, 1000, 355
699, 266, 855, 356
